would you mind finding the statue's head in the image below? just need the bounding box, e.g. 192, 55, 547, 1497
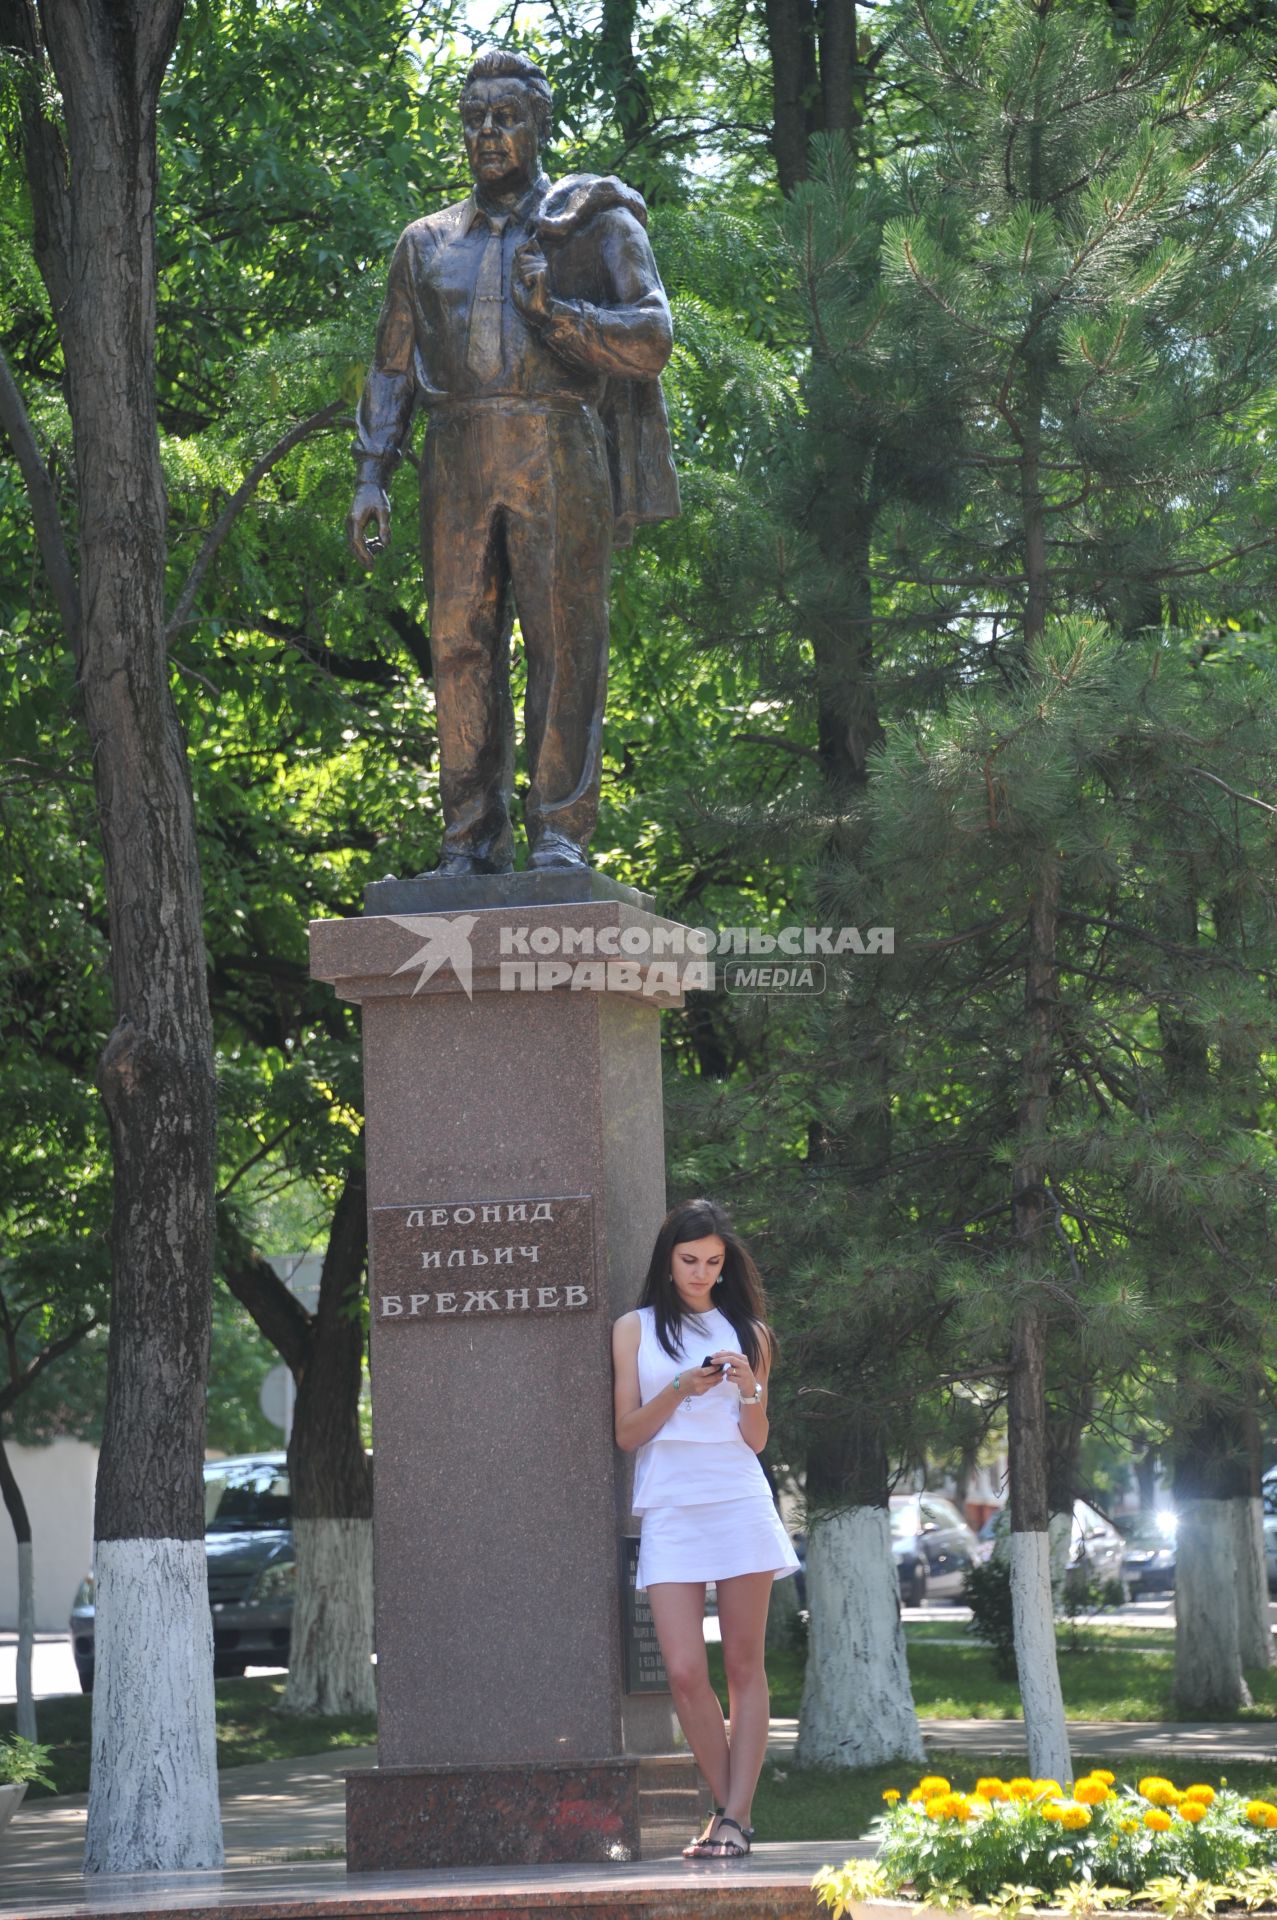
460, 50, 552, 196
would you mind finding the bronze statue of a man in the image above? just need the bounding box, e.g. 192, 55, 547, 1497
348, 50, 679, 877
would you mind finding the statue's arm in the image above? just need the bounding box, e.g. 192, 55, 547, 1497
348, 232, 418, 566
519, 210, 673, 380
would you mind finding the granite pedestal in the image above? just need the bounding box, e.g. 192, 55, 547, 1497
309, 883, 694, 1870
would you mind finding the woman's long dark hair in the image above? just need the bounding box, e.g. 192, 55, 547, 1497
638, 1197, 772, 1371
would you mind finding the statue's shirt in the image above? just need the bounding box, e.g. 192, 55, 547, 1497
354, 172, 674, 487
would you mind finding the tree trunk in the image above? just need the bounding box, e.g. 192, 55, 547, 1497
766, 1560, 802, 1650
1233, 1495, 1272, 1672
796, 1419, 923, 1767
282, 1168, 373, 1716
221, 1163, 374, 1717
795, 1505, 924, 1767
10, 0, 222, 1873
0, 1436, 35, 1741
1007, 858, 1071, 1783
1173, 1415, 1251, 1715
764, 0, 821, 193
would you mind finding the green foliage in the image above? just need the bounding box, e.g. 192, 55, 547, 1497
0, 1736, 54, 1789
966, 1558, 1018, 1679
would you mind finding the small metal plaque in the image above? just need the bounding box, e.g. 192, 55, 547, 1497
621, 1536, 670, 1694
370, 1194, 595, 1323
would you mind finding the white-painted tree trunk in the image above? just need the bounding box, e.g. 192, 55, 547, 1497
1047, 1511, 1071, 1612
1232, 1496, 1272, 1672
15, 1541, 35, 1742
795, 1507, 925, 1769
84, 1540, 223, 1873
281, 1519, 375, 1717
1009, 1530, 1071, 1783
1174, 1497, 1250, 1715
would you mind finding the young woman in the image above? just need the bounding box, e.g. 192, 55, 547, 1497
612, 1197, 798, 1860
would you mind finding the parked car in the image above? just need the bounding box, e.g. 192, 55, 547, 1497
1117, 1510, 1177, 1595
70, 1453, 294, 1693
978, 1498, 1129, 1601
890, 1493, 980, 1605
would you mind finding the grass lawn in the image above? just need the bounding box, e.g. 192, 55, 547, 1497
0, 1677, 376, 1800
707, 1633, 1277, 1723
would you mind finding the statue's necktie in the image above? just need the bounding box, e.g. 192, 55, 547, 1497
466, 212, 509, 382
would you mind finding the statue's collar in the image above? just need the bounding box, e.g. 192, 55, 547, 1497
467, 172, 550, 232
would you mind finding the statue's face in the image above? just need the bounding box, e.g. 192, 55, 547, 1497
461, 80, 540, 195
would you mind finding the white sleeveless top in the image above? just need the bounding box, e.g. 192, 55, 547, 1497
631, 1304, 770, 1512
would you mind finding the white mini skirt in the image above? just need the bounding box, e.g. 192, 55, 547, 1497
636, 1491, 801, 1590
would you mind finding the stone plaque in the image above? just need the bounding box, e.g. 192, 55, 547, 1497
370, 1194, 596, 1323
620, 1536, 669, 1694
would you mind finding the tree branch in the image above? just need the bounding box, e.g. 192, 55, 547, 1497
165, 401, 346, 643
217, 1212, 313, 1380
0, 1315, 98, 1416
0, 343, 81, 653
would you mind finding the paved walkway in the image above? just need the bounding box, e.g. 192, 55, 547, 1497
4, 1717, 1276, 1905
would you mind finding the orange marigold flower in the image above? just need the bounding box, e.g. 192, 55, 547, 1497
925, 1796, 950, 1820
1245, 1801, 1277, 1829
1139, 1777, 1178, 1806
1061, 1805, 1092, 1831
976, 1777, 1010, 1801
918, 1776, 951, 1795
1143, 1809, 1173, 1831
1179, 1802, 1206, 1824
1007, 1777, 1038, 1799
1092, 1771, 1116, 1785
1183, 1785, 1215, 1807
1042, 1804, 1066, 1823
883, 1790, 901, 1805
1075, 1780, 1110, 1805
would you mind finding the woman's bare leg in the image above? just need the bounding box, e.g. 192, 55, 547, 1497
715, 1570, 775, 1838
646, 1580, 730, 1820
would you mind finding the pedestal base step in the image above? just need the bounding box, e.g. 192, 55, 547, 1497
0, 1854, 833, 1920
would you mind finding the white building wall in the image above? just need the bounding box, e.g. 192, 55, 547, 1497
0, 1438, 97, 1630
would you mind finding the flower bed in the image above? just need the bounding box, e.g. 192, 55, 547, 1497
815, 1772, 1277, 1917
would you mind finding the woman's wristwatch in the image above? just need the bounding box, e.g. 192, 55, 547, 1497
744, 1381, 763, 1403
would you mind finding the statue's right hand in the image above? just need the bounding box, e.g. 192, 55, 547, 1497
347, 484, 391, 568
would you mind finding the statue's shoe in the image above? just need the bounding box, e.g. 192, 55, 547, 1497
415, 852, 514, 878
528, 833, 589, 871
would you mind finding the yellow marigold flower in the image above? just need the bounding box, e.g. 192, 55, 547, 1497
1007, 1777, 1038, 1799
1179, 1801, 1206, 1824
908, 1789, 927, 1804
1092, 1771, 1116, 1785
883, 1789, 901, 1805
1034, 1779, 1064, 1799
1042, 1803, 1066, 1823
976, 1777, 1009, 1801
947, 1796, 975, 1823
1245, 1801, 1277, 1829
1183, 1785, 1215, 1806
1061, 1805, 1092, 1831
1120, 1819, 1138, 1833
918, 1776, 951, 1795
925, 1796, 950, 1820
1139, 1777, 1178, 1806
1075, 1779, 1110, 1805
968, 1795, 992, 1815
1143, 1809, 1173, 1831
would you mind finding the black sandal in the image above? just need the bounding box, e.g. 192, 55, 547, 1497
704, 1815, 752, 1858
682, 1807, 726, 1859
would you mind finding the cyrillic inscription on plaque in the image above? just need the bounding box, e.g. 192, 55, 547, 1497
371, 1195, 595, 1321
